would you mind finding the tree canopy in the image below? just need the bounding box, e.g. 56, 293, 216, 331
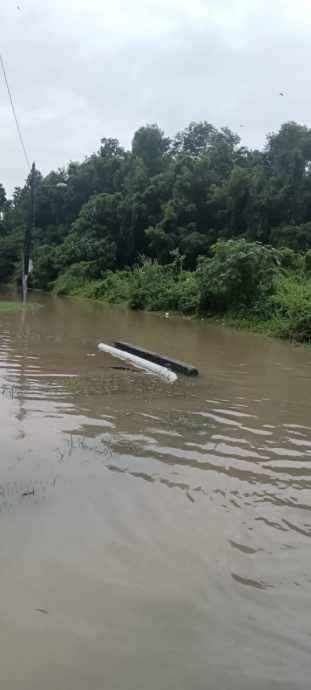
1, 120, 311, 291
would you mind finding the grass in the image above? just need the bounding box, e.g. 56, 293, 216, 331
171, 413, 211, 430
63, 377, 81, 393
0, 301, 42, 311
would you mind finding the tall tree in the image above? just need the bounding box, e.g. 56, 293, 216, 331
132, 124, 170, 176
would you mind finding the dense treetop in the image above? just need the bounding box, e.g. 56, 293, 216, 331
1, 120, 311, 289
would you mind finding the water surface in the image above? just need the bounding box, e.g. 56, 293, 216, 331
0, 289, 311, 689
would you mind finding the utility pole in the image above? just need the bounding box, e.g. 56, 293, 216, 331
22, 161, 35, 303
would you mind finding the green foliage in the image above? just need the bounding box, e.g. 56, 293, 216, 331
52, 263, 94, 295
270, 223, 311, 250
0, 301, 42, 311
64, 377, 80, 393
126, 258, 197, 314
132, 124, 170, 176
304, 249, 311, 274
80, 270, 131, 303
196, 239, 279, 313
269, 276, 311, 342
1, 119, 311, 343
278, 247, 302, 271
52, 258, 198, 315
0, 234, 22, 283
61, 194, 118, 273
31, 245, 59, 291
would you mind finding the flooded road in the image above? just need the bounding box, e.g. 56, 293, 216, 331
0, 289, 311, 690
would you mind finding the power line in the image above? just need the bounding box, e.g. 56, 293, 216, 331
0, 53, 31, 171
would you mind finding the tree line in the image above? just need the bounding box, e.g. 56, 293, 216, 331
1, 119, 311, 289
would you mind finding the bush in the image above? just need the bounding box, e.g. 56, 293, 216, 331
50, 258, 198, 313
196, 239, 280, 314
278, 247, 302, 272
304, 249, 311, 275
127, 259, 176, 311
88, 270, 131, 303
270, 276, 311, 342
52, 262, 93, 295
127, 258, 198, 314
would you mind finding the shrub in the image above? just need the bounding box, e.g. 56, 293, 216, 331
52, 262, 93, 295
91, 270, 131, 303
304, 249, 311, 275
278, 247, 302, 272
127, 258, 198, 314
270, 276, 311, 342
196, 239, 280, 314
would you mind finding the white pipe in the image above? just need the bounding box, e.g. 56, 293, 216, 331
98, 343, 177, 382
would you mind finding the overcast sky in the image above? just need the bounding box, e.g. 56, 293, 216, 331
1, 0, 311, 195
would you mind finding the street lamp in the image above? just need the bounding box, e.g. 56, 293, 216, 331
22, 162, 67, 303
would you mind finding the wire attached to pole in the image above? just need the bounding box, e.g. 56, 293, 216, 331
0, 53, 31, 171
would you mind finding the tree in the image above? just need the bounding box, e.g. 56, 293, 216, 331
270, 223, 311, 250
172, 122, 240, 177
1, 119, 311, 301
265, 122, 311, 226
61, 193, 121, 274
0, 234, 22, 282
0, 183, 6, 209
172, 122, 217, 159
132, 124, 170, 176
31, 244, 59, 290
100, 138, 125, 160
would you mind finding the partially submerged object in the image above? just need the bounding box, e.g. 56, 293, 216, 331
114, 341, 198, 376
97, 343, 177, 382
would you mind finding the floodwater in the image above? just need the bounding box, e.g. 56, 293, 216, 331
0, 289, 311, 690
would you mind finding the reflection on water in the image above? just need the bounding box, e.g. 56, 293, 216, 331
0, 291, 311, 689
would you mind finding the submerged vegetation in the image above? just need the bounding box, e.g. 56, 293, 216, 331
1, 120, 311, 341
0, 300, 42, 311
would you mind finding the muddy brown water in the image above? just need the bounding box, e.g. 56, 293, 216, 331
0, 289, 311, 690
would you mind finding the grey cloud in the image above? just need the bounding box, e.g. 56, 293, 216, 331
1, 0, 311, 195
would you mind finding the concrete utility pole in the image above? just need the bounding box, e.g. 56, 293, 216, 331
22, 161, 35, 304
